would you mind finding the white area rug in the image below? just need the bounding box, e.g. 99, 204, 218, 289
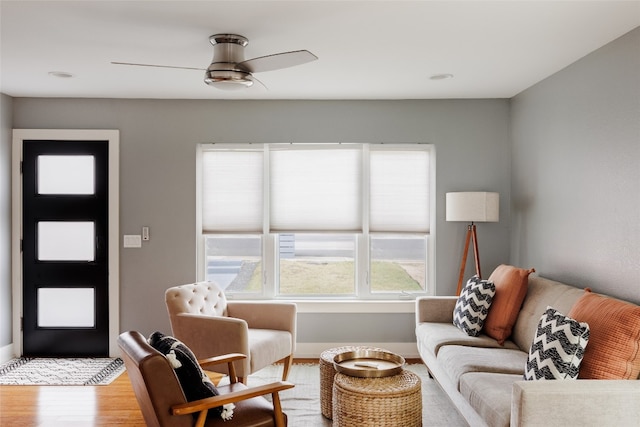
0, 357, 125, 385
240, 363, 468, 427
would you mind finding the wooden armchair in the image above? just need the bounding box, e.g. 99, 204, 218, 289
118, 331, 294, 427
165, 282, 297, 383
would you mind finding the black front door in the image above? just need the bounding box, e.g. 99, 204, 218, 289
22, 140, 109, 356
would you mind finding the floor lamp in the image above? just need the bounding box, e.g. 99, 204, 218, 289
446, 192, 499, 295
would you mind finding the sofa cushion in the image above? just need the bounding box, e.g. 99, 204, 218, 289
247, 329, 292, 373
483, 265, 535, 345
416, 322, 519, 358
437, 345, 528, 388
453, 275, 496, 337
524, 306, 590, 380
568, 290, 640, 379
459, 372, 523, 427
511, 276, 586, 353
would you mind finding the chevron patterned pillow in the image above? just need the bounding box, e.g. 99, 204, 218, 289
524, 307, 590, 380
453, 275, 496, 337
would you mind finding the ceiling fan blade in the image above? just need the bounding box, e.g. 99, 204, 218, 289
111, 61, 205, 71
250, 74, 268, 90
238, 50, 317, 73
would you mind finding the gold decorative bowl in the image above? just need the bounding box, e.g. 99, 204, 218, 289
333, 349, 405, 378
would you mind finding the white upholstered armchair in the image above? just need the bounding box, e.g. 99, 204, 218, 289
165, 282, 297, 384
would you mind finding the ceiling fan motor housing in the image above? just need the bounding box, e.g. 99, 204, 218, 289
204, 34, 254, 89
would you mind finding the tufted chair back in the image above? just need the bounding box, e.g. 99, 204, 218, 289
165, 282, 228, 318
165, 281, 297, 383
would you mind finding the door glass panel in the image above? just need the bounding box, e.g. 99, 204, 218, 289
37, 288, 95, 328
38, 221, 95, 261
38, 155, 95, 195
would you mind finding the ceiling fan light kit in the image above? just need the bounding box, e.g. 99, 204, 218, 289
205, 69, 255, 89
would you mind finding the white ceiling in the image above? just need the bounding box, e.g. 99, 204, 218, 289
1, 1, 639, 100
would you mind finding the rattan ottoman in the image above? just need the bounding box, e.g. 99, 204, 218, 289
319, 346, 389, 419
332, 370, 422, 427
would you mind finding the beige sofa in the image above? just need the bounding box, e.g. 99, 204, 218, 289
415, 275, 640, 427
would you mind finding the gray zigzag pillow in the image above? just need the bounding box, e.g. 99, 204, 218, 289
453, 275, 496, 337
524, 306, 590, 380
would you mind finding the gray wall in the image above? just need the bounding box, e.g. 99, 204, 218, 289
0, 94, 12, 347
510, 27, 640, 305
10, 99, 511, 343
4, 26, 638, 350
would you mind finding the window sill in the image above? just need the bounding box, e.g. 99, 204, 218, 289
291, 300, 416, 314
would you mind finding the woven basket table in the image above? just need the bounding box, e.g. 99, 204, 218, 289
332, 370, 422, 427
319, 346, 389, 419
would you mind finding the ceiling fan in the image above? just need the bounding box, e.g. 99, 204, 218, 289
112, 33, 318, 90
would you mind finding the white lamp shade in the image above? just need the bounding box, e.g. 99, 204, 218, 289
446, 192, 499, 222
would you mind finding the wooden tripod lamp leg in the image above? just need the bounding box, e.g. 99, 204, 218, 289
456, 223, 482, 295
456, 225, 473, 295
471, 224, 481, 280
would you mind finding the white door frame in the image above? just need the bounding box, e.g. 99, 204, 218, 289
11, 129, 120, 357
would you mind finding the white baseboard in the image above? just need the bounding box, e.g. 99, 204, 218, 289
0, 343, 16, 363
294, 342, 419, 359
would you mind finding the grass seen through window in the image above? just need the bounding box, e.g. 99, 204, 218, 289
242, 260, 423, 294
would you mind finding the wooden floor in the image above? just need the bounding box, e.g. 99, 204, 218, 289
0, 358, 422, 426
0, 371, 146, 426
0, 361, 305, 426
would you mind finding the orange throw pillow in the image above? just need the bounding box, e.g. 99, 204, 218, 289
568, 290, 640, 379
483, 265, 535, 345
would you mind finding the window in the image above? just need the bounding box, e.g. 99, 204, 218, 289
370, 235, 426, 293
278, 233, 356, 296
270, 147, 361, 232
199, 143, 434, 299
204, 235, 262, 294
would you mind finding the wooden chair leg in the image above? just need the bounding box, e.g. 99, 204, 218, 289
272, 392, 286, 427
281, 354, 294, 381
195, 410, 208, 427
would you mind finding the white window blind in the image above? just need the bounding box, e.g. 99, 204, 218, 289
369, 149, 430, 233
202, 150, 263, 232
202, 144, 431, 234
270, 146, 362, 232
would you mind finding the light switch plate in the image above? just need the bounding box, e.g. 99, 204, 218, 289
123, 235, 142, 248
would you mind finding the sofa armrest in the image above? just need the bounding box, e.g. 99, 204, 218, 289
511, 380, 640, 426
415, 296, 458, 324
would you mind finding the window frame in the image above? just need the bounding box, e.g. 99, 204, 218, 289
197, 143, 436, 301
